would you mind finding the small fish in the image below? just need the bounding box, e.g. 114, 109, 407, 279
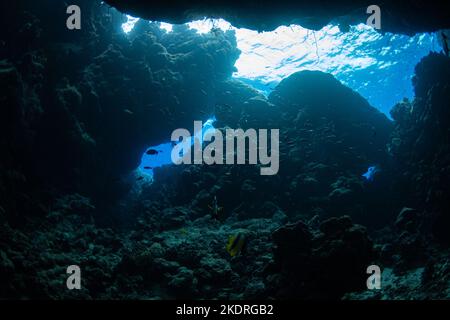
146, 149, 158, 155
123, 109, 134, 115
143, 166, 152, 170
136, 176, 144, 181
362, 165, 380, 182
226, 232, 246, 257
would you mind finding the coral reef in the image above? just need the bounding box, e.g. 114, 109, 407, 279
0, 0, 449, 300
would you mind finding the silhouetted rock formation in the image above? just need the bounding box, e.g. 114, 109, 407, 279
389, 52, 450, 244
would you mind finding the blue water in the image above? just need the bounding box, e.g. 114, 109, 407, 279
138, 117, 216, 178
226, 22, 438, 116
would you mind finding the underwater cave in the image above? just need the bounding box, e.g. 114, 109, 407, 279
1, 0, 450, 304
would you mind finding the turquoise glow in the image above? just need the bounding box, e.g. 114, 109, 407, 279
138, 117, 216, 178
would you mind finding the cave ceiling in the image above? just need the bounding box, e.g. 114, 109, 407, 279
104, 0, 450, 34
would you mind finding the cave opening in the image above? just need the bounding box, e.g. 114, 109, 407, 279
122, 14, 439, 117
4, 0, 450, 301
138, 116, 217, 179
121, 13, 441, 186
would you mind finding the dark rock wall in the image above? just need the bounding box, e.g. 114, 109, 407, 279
0, 1, 243, 224
389, 53, 450, 244
0, 0, 449, 300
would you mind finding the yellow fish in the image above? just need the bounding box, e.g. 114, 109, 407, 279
226, 233, 246, 257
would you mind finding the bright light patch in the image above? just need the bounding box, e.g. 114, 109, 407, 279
138, 117, 216, 179
122, 15, 139, 33
187, 20, 437, 115
160, 22, 173, 33
187, 19, 232, 34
